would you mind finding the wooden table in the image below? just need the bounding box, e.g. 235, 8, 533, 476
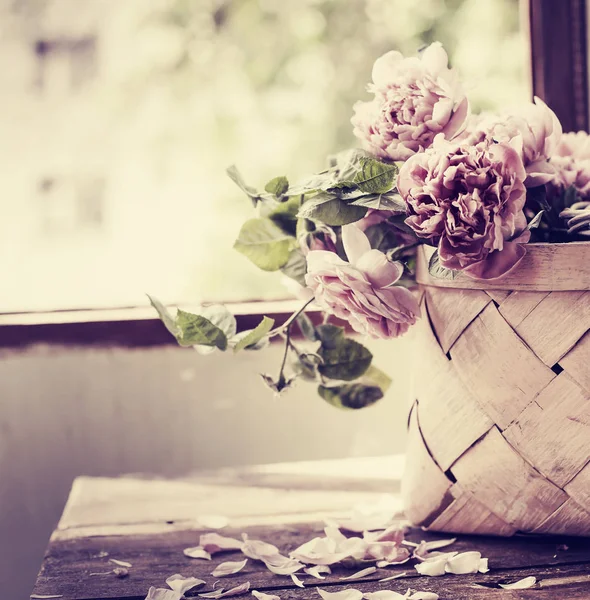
31, 456, 590, 600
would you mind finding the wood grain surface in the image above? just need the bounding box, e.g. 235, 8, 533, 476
30, 460, 590, 600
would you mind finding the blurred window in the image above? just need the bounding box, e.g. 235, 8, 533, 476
0, 0, 529, 312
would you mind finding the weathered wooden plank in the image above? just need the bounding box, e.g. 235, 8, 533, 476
31, 523, 590, 600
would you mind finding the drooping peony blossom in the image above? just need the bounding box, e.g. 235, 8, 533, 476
305, 226, 420, 339
458, 97, 562, 187
550, 131, 590, 198
398, 134, 530, 280
351, 42, 469, 161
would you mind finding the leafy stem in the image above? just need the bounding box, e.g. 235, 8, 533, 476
276, 325, 292, 390
268, 297, 315, 338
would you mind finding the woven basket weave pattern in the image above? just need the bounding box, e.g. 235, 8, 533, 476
402, 281, 590, 537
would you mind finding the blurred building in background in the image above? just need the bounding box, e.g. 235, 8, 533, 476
0, 0, 528, 312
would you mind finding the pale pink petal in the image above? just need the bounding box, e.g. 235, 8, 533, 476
371, 50, 404, 87
241, 539, 279, 560
317, 589, 363, 600
252, 592, 280, 600
339, 566, 377, 581
145, 587, 183, 600
378, 572, 407, 583
444, 551, 483, 575
414, 557, 447, 577
342, 225, 372, 265
166, 574, 206, 595
355, 251, 403, 288
184, 547, 212, 560
409, 593, 439, 600
290, 574, 305, 588
200, 533, 244, 554
363, 592, 407, 600
499, 576, 536, 590
212, 559, 248, 577
304, 565, 331, 579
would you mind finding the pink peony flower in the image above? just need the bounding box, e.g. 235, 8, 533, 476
305, 225, 420, 339
458, 97, 562, 187
550, 131, 590, 198
351, 42, 469, 161
398, 135, 530, 280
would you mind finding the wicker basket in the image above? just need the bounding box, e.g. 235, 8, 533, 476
402, 242, 590, 537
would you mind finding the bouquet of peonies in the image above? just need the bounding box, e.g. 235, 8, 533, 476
151, 42, 590, 409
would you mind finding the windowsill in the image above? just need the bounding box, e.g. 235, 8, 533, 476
0, 300, 323, 349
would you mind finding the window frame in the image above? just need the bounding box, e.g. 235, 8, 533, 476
2, 0, 588, 348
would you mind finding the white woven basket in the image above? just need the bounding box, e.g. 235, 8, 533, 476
402, 242, 590, 536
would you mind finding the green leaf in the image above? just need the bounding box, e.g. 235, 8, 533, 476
267, 196, 301, 235
234, 218, 297, 271
329, 148, 369, 180
362, 364, 392, 393
227, 165, 266, 205
296, 312, 317, 341
315, 324, 345, 348
293, 352, 322, 381
234, 316, 275, 352
349, 191, 407, 212
280, 249, 307, 286
298, 195, 367, 226
147, 295, 179, 337
264, 176, 289, 198
318, 383, 383, 410
318, 338, 373, 381
176, 309, 228, 350
200, 304, 237, 340
428, 249, 458, 280
527, 210, 545, 230
353, 157, 398, 194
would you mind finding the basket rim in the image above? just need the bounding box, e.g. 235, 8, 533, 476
415, 241, 590, 291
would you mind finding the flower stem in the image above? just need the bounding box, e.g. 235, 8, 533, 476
269, 297, 315, 338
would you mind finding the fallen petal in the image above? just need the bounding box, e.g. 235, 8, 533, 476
291, 574, 305, 588
363, 527, 405, 545
221, 583, 252, 597
409, 593, 439, 600
478, 558, 489, 574
499, 576, 536, 590
109, 559, 132, 568
317, 588, 363, 600
212, 559, 248, 577
252, 592, 280, 600
363, 592, 406, 600
340, 566, 377, 581
414, 557, 447, 577
445, 551, 482, 575
166, 574, 206, 595
264, 560, 304, 575
145, 588, 183, 600
378, 572, 406, 583
198, 515, 230, 529
305, 565, 332, 579
201, 533, 244, 554
241, 539, 279, 560
184, 547, 212, 560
